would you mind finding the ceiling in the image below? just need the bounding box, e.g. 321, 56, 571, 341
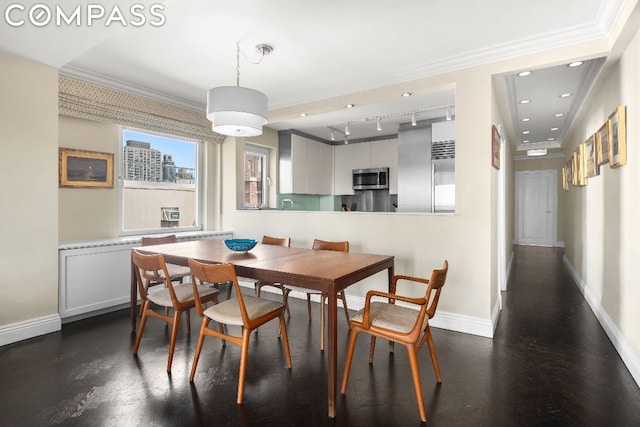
0, 0, 623, 147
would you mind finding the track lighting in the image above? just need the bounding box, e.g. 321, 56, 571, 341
411, 112, 416, 126
345, 123, 350, 136
377, 118, 382, 132
446, 108, 452, 121
330, 130, 335, 141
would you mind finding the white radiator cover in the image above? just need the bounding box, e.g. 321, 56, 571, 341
58, 231, 232, 322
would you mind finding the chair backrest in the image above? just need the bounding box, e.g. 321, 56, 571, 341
312, 239, 349, 252
262, 235, 291, 247
132, 249, 177, 303
189, 260, 252, 325
425, 260, 448, 319
141, 234, 178, 246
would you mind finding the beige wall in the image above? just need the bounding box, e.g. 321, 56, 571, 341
59, 116, 120, 241
560, 17, 640, 372
0, 52, 59, 325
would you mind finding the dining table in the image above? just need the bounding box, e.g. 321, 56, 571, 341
130, 238, 394, 419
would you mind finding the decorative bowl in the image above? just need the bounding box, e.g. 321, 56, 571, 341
224, 239, 258, 252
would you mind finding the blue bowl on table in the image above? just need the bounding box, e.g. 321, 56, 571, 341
224, 239, 258, 252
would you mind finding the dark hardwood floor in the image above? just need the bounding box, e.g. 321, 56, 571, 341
1, 246, 639, 426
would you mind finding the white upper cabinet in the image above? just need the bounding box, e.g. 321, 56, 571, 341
334, 139, 398, 195
370, 139, 398, 194
432, 120, 455, 142
283, 134, 332, 195
334, 143, 370, 195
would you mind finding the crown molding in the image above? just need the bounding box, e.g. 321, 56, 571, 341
60, 65, 205, 113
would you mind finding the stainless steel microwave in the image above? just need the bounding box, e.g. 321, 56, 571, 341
352, 167, 389, 190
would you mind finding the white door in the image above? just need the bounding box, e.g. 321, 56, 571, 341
516, 170, 557, 246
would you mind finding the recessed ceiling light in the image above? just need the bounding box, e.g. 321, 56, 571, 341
300, 113, 307, 117
522, 131, 530, 135
568, 61, 584, 68
345, 104, 355, 109
401, 92, 412, 97
551, 127, 559, 131
519, 99, 531, 104
518, 71, 532, 77
559, 93, 573, 98
523, 140, 530, 143
548, 137, 555, 141
521, 118, 530, 122
554, 113, 564, 117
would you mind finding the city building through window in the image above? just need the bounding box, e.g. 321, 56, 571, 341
244, 144, 269, 208
121, 129, 201, 234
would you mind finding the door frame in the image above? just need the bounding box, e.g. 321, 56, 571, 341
515, 169, 558, 247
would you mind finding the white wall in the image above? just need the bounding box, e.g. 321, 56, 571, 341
561, 16, 640, 383
0, 52, 59, 336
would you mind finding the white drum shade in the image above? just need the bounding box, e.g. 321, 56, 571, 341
206, 86, 268, 137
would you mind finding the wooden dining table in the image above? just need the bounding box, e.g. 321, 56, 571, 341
130, 238, 394, 418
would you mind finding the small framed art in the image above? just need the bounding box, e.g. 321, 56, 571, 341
59, 148, 114, 188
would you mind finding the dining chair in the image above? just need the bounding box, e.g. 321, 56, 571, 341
254, 235, 291, 315
283, 239, 350, 351
340, 260, 449, 423
132, 249, 220, 373
141, 234, 191, 283
188, 259, 292, 404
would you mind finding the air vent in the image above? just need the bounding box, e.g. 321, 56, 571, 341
432, 140, 455, 159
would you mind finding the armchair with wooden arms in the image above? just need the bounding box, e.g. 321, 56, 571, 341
340, 260, 449, 423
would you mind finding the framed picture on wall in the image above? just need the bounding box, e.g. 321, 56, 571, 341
596, 120, 610, 166
609, 105, 627, 168
584, 134, 599, 178
562, 162, 570, 191
59, 148, 114, 188
491, 125, 501, 169
573, 145, 587, 187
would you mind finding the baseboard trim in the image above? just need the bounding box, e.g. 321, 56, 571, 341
0, 314, 62, 347
563, 255, 640, 388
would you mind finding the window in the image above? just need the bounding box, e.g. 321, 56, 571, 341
121, 128, 202, 234
244, 144, 269, 208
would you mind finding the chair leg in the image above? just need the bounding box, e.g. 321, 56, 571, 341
279, 313, 293, 368
226, 282, 232, 300
189, 317, 210, 382
283, 288, 291, 318
340, 328, 360, 394
237, 328, 252, 404
369, 336, 377, 363
306, 293, 312, 321
339, 291, 350, 326
421, 326, 442, 383
167, 310, 182, 373
134, 300, 151, 355
186, 309, 191, 334
406, 344, 427, 423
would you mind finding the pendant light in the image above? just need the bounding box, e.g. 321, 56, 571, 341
206, 43, 272, 137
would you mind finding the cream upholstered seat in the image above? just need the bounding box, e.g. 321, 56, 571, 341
132, 249, 219, 373
283, 239, 351, 351
188, 260, 292, 404
341, 260, 449, 423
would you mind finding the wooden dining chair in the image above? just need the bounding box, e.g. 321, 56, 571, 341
340, 260, 449, 423
132, 249, 220, 373
188, 260, 292, 404
254, 235, 292, 315
283, 239, 351, 351
141, 234, 191, 283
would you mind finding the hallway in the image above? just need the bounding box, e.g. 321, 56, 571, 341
0, 246, 638, 426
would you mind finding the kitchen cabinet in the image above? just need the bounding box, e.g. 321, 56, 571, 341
334, 139, 398, 195
370, 139, 398, 194
280, 133, 332, 195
